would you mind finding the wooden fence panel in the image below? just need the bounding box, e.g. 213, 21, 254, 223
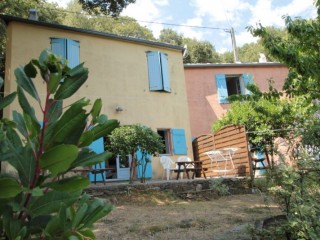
192, 125, 252, 177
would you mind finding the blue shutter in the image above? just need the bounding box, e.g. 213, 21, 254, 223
215, 74, 228, 104
67, 39, 80, 68
172, 128, 187, 155
51, 38, 66, 58
136, 150, 153, 179
243, 73, 253, 95
160, 53, 171, 92
146, 51, 163, 91
88, 137, 106, 182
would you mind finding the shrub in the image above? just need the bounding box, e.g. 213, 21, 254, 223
0, 49, 119, 239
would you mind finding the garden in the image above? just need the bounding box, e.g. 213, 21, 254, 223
1, 4, 320, 239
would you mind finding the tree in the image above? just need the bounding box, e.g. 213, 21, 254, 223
220, 50, 234, 63
0, 0, 65, 78
158, 28, 222, 64
63, 0, 154, 40
0, 49, 119, 239
182, 38, 221, 63
212, 82, 304, 166
78, 0, 135, 16
108, 124, 164, 183
159, 28, 184, 45
249, 15, 320, 99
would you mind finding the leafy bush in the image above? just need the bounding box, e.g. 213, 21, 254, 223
108, 124, 164, 182
208, 178, 230, 196
0, 50, 119, 239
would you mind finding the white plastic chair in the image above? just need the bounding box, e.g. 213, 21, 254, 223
159, 156, 174, 181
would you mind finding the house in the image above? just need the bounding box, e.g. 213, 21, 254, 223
0, 15, 193, 180
184, 63, 289, 138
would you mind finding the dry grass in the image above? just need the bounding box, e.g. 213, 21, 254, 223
94, 190, 282, 240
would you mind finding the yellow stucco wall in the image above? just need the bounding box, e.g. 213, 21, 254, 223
3, 21, 193, 179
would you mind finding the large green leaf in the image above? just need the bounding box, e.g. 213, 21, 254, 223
24, 61, 37, 78
0, 177, 22, 199
0, 92, 17, 111
54, 65, 88, 100
82, 199, 113, 227
17, 87, 38, 124
15, 66, 40, 102
3, 129, 36, 187
48, 72, 62, 94
71, 203, 88, 228
40, 145, 79, 177
43, 176, 90, 192
90, 119, 119, 141
70, 148, 112, 169
13, 111, 29, 139
29, 190, 81, 217
47, 99, 89, 147
78, 131, 94, 148
46, 99, 63, 123
90, 98, 102, 124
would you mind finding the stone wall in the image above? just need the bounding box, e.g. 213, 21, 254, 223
84, 177, 253, 198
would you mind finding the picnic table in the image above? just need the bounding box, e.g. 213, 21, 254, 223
175, 160, 207, 180
72, 167, 115, 185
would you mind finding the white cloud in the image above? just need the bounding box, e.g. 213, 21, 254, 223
121, 0, 170, 37
47, 0, 70, 8
177, 17, 204, 40
191, 0, 252, 24
248, 0, 315, 27
235, 30, 258, 47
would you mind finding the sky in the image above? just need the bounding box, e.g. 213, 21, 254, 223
48, 0, 317, 53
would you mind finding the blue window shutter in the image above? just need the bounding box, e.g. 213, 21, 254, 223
51, 38, 66, 59
160, 52, 171, 92
146, 51, 163, 91
67, 39, 80, 68
215, 74, 228, 104
172, 128, 187, 155
243, 73, 253, 95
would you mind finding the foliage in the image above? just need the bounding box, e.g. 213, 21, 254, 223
108, 124, 164, 182
159, 28, 184, 46
0, 0, 65, 78
183, 37, 222, 64
64, 0, 154, 40
0, 49, 119, 239
158, 28, 222, 64
212, 82, 300, 166
249, 15, 320, 99
78, 0, 135, 16
250, 147, 320, 240
208, 178, 230, 196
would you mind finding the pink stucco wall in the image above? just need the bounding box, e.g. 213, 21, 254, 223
184, 63, 289, 138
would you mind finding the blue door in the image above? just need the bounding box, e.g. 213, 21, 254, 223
136, 150, 153, 179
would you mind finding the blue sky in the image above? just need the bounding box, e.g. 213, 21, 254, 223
49, 0, 317, 53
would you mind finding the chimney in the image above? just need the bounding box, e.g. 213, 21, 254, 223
29, 9, 38, 21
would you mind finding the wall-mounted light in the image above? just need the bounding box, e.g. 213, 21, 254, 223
115, 106, 123, 112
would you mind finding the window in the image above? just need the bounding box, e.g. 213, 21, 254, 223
51, 38, 80, 68
216, 73, 253, 104
146, 51, 171, 92
157, 128, 187, 155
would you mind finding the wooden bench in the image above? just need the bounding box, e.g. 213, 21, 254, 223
72, 167, 116, 185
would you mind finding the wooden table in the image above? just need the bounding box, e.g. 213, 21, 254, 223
174, 161, 207, 180
205, 148, 239, 176
72, 167, 115, 185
